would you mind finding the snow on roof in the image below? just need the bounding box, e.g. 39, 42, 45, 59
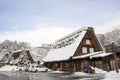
90, 52, 113, 59
56, 27, 88, 42
12, 50, 22, 53
73, 51, 112, 60
43, 28, 87, 62
25, 49, 29, 51
73, 51, 104, 59
0, 54, 4, 60
9, 58, 20, 64
0, 52, 8, 61
12, 49, 30, 54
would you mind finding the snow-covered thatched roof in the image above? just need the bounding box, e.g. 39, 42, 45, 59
0, 53, 7, 61
12, 49, 22, 54
43, 27, 88, 62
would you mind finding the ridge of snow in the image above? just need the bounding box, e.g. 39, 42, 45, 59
56, 27, 88, 42
73, 51, 104, 59
0, 65, 18, 71
95, 68, 107, 74
12, 50, 22, 53
49, 70, 67, 74
90, 52, 113, 59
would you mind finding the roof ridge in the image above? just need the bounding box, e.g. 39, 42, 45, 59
56, 27, 88, 42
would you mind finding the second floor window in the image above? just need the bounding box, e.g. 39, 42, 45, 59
89, 47, 94, 53
86, 39, 90, 45
82, 47, 87, 53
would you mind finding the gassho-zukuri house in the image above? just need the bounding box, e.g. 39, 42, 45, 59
43, 27, 114, 72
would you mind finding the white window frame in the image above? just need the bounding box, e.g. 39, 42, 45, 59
82, 47, 87, 53
89, 47, 94, 53
86, 39, 90, 45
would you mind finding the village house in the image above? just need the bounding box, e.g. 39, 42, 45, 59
43, 27, 114, 72
8, 49, 34, 65
0, 49, 34, 67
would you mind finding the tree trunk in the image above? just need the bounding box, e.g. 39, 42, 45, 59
112, 42, 119, 73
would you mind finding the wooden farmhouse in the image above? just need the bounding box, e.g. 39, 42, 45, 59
43, 27, 114, 72
0, 49, 35, 67
8, 49, 34, 65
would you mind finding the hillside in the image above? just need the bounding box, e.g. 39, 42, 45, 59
0, 40, 31, 53
97, 28, 120, 47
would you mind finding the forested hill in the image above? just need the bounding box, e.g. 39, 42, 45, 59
97, 28, 120, 47
0, 40, 31, 53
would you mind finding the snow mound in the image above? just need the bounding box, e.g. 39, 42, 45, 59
49, 70, 67, 74
0, 65, 18, 71
73, 72, 87, 76
95, 68, 107, 73
104, 69, 120, 80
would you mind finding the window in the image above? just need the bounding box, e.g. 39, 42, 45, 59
82, 47, 87, 53
64, 63, 69, 69
86, 39, 90, 45
89, 47, 94, 53
55, 63, 59, 68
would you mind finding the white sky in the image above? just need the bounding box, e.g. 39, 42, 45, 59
0, 16, 120, 47
0, 0, 120, 47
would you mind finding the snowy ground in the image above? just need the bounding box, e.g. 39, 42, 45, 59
59, 68, 120, 80
0, 66, 120, 80
71, 68, 120, 80
94, 68, 120, 80
103, 70, 120, 80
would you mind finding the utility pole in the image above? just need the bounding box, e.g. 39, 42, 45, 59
112, 42, 119, 73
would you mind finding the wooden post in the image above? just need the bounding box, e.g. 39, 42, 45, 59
112, 42, 119, 73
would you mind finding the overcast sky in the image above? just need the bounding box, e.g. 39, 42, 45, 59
0, 0, 120, 47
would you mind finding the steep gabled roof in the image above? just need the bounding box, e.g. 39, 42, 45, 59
0, 52, 8, 61
43, 27, 88, 62
9, 49, 34, 64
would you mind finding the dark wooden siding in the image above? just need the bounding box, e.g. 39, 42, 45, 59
74, 28, 103, 56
